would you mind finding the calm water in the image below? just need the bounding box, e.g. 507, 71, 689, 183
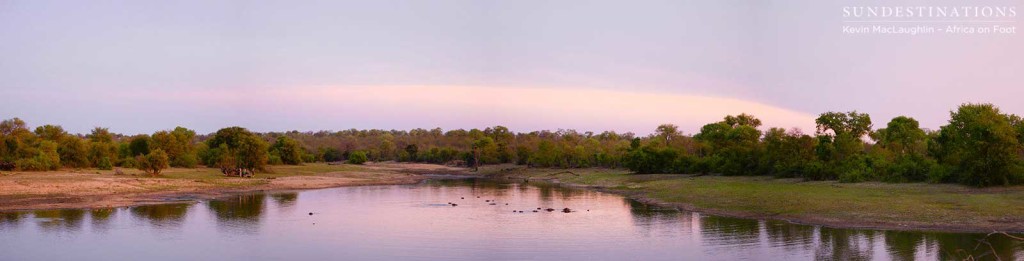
1, 178, 1021, 260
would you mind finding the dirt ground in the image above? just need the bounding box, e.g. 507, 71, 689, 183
0, 162, 471, 211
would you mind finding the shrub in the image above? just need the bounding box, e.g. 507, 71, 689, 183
348, 151, 368, 165
173, 153, 198, 168
137, 149, 169, 175
882, 155, 935, 183
622, 145, 679, 174
15, 158, 48, 171
801, 161, 833, 181
268, 154, 283, 165
118, 156, 137, 169
97, 157, 113, 170
926, 164, 954, 184
321, 148, 343, 162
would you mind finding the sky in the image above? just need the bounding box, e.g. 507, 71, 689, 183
1, 0, 1021, 135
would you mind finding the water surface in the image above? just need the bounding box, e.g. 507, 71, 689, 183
1, 178, 1021, 260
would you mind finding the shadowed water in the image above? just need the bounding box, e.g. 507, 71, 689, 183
1, 178, 1021, 260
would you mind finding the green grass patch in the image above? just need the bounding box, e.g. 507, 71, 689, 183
493, 167, 1024, 230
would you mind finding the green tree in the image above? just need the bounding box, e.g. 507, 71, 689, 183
694, 114, 763, 176
404, 144, 419, 162
348, 151, 368, 164
655, 124, 681, 147
528, 140, 563, 167
936, 104, 1022, 186
623, 142, 680, 174
33, 125, 66, 141
137, 149, 170, 175
87, 127, 114, 143
270, 136, 303, 165
872, 116, 934, 182
320, 147, 343, 162
471, 137, 495, 170
86, 127, 118, 168
761, 128, 817, 178
815, 111, 872, 161
16, 140, 60, 171
152, 127, 198, 168
205, 127, 269, 175
0, 118, 30, 165
57, 137, 90, 168
873, 116, 927, 156
724, 113, 762, 128
128, 135, 151, 157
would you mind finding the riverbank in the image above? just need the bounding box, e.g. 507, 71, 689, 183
479, 165, 1024, 233
0, 162, 470, 211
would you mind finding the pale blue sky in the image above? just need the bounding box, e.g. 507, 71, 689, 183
1, 0, 1021, 134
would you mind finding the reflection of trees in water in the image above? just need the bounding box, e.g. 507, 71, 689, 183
130, 204, 190, 228
928, 232, 1022, 261
529, 182, 584, 202
884, 231, 922, 261
424, 178, 586, 204
89, 208, 116, 232
33, 209, 85, 233
270, 193, 298, 208
473, 178, 512, 198
764, 220, 814, 252
626, 199, 687, 237
207, 194, 265, 234
0, 212, 24, 228
815, 227, 875, 261
627, 200, 679, 222
698, 214, 761, 247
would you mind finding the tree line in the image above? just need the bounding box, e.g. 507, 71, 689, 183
2, 103, 1022, 186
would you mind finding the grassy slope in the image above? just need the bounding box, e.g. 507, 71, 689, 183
481, 166, 1024, 232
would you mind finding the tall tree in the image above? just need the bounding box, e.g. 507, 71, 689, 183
270, 136, 304, 165
152, 127, 198, 167
205, 127, 269, 175
815, 111, 872, 161
873, 116, 927, 156
936, 104, 1022, 186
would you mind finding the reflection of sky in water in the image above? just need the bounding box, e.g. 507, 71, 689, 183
0, 179, 1021, 260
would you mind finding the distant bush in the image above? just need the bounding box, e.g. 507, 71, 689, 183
268, 154, 283, 165
881, 155, 935, 183
321, 147, 343, 162
15, 158, 49, 171
97, 157, 113, 170
137, 149, 169, 175
173, 153, 198, 168
347, 151, 368, 165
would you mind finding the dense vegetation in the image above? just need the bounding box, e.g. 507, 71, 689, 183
2, 103, 1023, 186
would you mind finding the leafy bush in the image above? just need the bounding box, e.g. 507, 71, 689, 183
268, 154, 283, 165
881, 155, 935, 183
97, 156, 113, 170
173, 153, 198, 168
118, 156, 137, 169
15, 158, 49, 171
347, 151, 368, 165
622, 145, 679, 174
321, 147, 343, 162
801, 161, 833, 181
137, 149, 169, 175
